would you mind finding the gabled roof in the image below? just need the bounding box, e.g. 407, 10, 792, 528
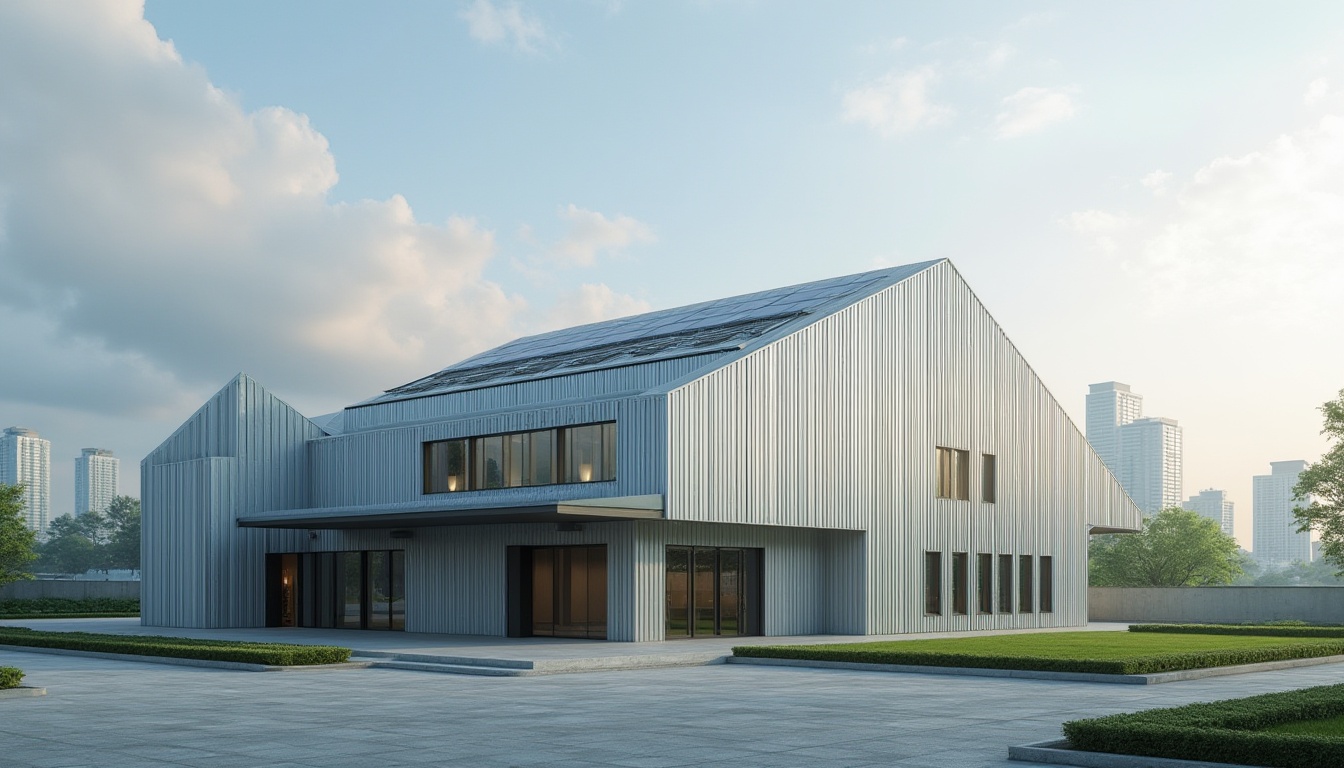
363, 259, 943, 405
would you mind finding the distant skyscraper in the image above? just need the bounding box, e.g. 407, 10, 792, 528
1184, 488, 1235, 538
1119, 417, 1183, 515
0, 427, 52, 533
1253, 460, 1312, 569
1085, 382, 1182, 515
75, 448, 119, 517
1086, 382, 1143, 472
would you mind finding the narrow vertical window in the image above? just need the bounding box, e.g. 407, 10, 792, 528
977, 553, 993, 614
951, 552, 969, 615
423, 439, 468, 493
936, 447, 971, 500
1040, 556, 1053, 613
475, 435, 506, 489
1019, 555, 1034, 613
924, 552, 942, 615
982, 454, 996, 503
997, 554, 1013, 613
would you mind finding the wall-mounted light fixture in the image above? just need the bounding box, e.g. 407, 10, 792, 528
390, 529, 415, 539
556, 522, 583, 532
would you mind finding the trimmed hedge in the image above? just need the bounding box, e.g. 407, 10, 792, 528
0, 666, 22, 689
0, 613, 139, 620
732, 640, 1344, 675
0, 627, 350, 666
1063, 683, 1344, 768
1132, 623, 1344, 639
0, 598, 140, 616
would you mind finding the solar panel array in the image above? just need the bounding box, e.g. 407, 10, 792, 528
375, 261, 938, 401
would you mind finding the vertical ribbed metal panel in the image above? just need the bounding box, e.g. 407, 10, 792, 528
665, 261, 1140, 636
141, 375, 320, 628
308, 394, 666, 507
301, 522, 638, 639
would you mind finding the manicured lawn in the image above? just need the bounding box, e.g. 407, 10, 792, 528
1264, 713, 1344, 737
733, 631, 1344, 675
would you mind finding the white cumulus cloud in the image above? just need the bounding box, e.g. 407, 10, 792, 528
1305, 77, 1331, 107
549, 205, 655, 267
0, 1, 582, 415
842, 67, 954, 138
1141, 170, 1173, 195
461, 0, 550, 53
994, 86, 1076, 138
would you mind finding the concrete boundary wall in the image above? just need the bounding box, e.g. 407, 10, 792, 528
1090, 586, 1344, 625
0, 580, 140, 601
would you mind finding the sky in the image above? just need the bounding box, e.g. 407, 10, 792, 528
1, 1, 1342, 549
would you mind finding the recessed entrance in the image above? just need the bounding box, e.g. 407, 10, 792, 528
508, 545, 607, 639
665, 546, 762, 638
265, 550, 405, 630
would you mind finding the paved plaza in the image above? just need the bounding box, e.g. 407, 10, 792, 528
5, 635, 1344, 767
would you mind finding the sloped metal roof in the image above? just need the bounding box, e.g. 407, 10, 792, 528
367, 260, 941, 404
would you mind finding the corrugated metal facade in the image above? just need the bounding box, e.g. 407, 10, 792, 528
142, 261, 1139, 638
664, 261, 1138, 634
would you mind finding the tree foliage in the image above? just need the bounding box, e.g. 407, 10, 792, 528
0, 484, 38, 586
1294, 389, 1344, 572
1089, 507, 1243, 587
35, 496, 140, 575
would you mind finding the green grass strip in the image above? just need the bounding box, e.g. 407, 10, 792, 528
0, 627, 350, 666
1063, 683, 1344, 768
733, 631, 1344, 675
1131, 623, 1344, 639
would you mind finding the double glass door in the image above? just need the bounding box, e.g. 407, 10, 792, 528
266, 550, 405, 630
665, 546, 761, 638
523, 545, 607, 639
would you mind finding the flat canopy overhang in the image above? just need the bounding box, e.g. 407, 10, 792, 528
236, 494, 664, 530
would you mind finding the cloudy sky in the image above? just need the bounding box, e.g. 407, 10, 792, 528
2, 1, 1342, 548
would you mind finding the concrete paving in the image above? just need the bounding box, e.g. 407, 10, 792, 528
4, 637, 1344, 767
0, 617, 1135, 673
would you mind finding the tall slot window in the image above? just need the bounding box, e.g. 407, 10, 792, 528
981, 454, 996, 503
936, 447, 970, 500
924, 552, 942, 615
423, 439, 468, 493
977, 553, 993, 614
997, 554, 1013, 613
1018, 555, 1034, 613
951, 552, 969, 615
1039, 556, 1054, 613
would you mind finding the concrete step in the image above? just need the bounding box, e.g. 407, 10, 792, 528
363, 659, 534, 676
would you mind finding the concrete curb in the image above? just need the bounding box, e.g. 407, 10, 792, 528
1008, 739, 1246, 767
0, 644, 372, 673
354, 650, 728, 676
727, 653, 1344, 684
0, 686, 46, 699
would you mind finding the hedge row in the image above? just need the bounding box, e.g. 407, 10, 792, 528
1132, 623, 1344, 639
731, 640, 1344, 675
0, 598, 140, 616
1063, 683, 1344, 768
0, 628, 350, 666
0, 666, 22, 689
0, 613, 139, 620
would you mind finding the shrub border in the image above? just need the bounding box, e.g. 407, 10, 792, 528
0, 666, 22, 689
1063, 683, 1344, 768
1132, 624, 1344, 639
731, 639, 1344, 675
0, 628, 350, 666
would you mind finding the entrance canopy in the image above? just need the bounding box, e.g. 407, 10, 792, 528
237, 494, 664, 530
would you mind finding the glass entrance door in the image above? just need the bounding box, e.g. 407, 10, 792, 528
665, 546, 761, 638
266, 550, 405, 630
524, 545, 607, 639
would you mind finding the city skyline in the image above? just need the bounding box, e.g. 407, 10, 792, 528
1, 2, 1342, 547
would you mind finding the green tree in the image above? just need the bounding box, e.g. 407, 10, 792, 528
104, 496, 141, 571
1089, 507, 1243, 586
0, 484, 38, 585
1294, 389, 1344, 572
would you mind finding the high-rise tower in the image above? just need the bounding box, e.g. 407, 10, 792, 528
1085, 382, 1143, 473
1184, 488, 1235, 538
0, 426, 52, 533
75, 448, 119, 517
1085, 383, 1182, 515
1253, 460, 1312, 569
